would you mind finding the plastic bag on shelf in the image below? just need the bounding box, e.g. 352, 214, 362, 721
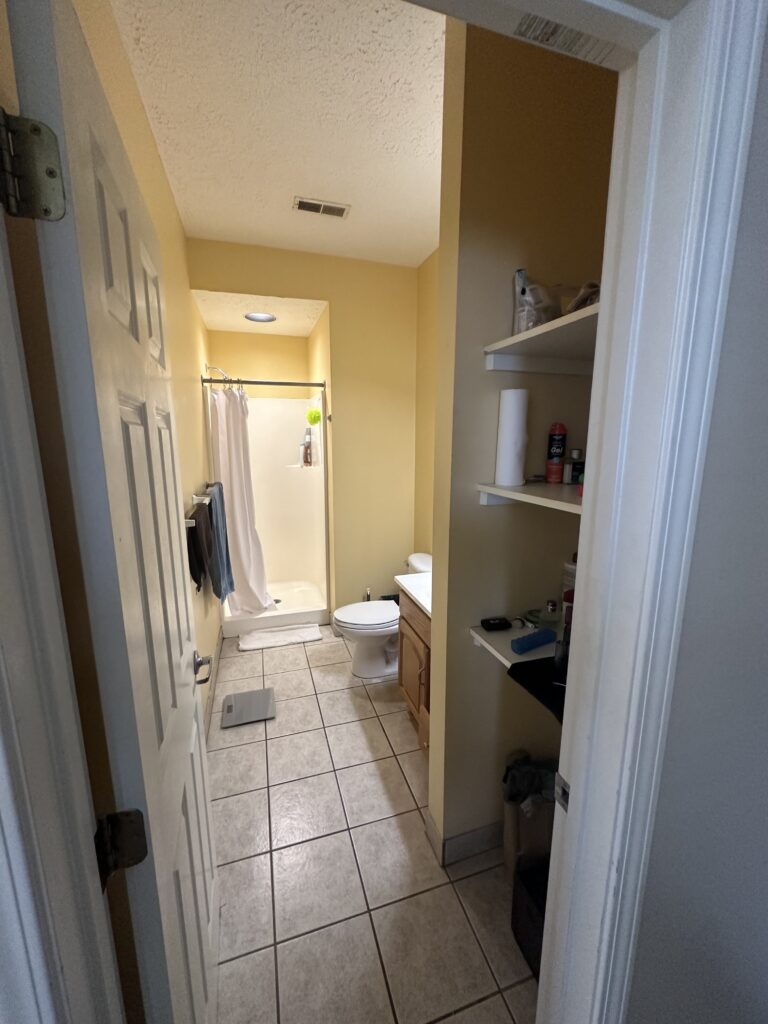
513, 268, 558, 334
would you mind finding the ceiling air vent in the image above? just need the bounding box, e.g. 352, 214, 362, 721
293, 196, 350, 219
512, 13, 616, 66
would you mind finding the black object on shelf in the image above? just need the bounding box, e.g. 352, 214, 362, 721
512, 855, 550, 979
481, 616, 512, 631
507, 657, 565, 723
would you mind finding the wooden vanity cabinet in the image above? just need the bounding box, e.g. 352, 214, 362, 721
398, 592, 430, 747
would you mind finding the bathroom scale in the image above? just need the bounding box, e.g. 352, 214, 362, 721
221, 687, 276, 728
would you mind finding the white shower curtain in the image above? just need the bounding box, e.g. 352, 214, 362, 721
209, 387, 275, 613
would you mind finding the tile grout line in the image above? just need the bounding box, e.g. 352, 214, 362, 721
210, 675, 407, 742
210, 643, 445, 1021
425, 990, 514, 1024
218, 853, 455, 946
218, 802, 436, 867
323, 719, 401, 1024
220, 858, 518, 967
213, 744, 522, 1013
318, 696, 398, 1015
450, 874, 505, 997
263, 723, 281, 1024
445, 857, 507, 885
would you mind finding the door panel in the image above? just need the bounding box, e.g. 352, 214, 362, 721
8, 0, 219, 1018
93, 144, 139, 338
120, 397, 173, 746
156, 409, 192, 659
142, 249, 165, 366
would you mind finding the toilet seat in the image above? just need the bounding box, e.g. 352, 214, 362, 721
334, 600, 399, 631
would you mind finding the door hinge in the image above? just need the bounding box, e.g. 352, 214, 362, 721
554, 771, 570, 813
94, 809, 148, 890
0, 107, 66, 221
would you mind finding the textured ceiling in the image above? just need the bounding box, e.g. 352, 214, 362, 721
110, 0, 445, 267
192, 291, 327, 336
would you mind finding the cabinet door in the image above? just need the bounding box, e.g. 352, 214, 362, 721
399, 617, 428, 717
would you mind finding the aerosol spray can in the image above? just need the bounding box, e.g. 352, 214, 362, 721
546, 422, 568, 483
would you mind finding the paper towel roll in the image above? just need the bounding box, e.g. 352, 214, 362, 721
495, 389, 528, 487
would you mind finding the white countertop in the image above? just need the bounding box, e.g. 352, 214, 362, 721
394, 572, 432, 617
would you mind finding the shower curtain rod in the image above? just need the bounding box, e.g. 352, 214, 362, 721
201, 376, 326, 389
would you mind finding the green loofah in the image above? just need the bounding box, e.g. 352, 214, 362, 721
306, 408, 322, 426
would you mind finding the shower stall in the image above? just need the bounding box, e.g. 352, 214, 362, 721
204, 374, 330, 635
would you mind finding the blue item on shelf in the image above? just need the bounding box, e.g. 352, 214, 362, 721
510, 628, 556, 656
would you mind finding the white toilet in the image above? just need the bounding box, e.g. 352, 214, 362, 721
333, 600, 400, 679
333, 552, 432, 679
406, 552, 432, 574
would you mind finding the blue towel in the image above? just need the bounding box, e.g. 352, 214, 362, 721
206, 482, 235, 603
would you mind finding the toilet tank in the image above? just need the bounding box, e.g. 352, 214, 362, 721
407, 552, 432, 573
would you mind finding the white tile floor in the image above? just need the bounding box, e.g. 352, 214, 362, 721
209, 629, 537, 1024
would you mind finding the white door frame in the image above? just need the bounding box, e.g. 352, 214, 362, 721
0, 221, 124, 1021
542, 2, 766, 1020
416, 0, 767, 1021
2, 0, 766, 1022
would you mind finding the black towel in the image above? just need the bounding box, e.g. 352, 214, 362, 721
186, 504, 213, 592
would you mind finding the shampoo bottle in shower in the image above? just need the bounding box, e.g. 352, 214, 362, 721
303, 428, 312, 467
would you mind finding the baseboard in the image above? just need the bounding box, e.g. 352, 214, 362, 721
423, 808, 444, 864
422, 810, 503, 868
444, 821, 502, 865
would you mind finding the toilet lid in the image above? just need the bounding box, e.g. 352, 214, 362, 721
335, 600, 400, 629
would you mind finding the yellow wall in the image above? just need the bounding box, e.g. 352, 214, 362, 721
308, 305, 332, 392
187, 239, 418, 607
430, 24, 616, 842
429, 18, 466, 840
70, 0, 219, 679
208, 330, 310, 398
414, 249, 439, 553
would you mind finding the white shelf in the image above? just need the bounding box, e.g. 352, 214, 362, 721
477, 482, 582, 514
484, 303, 599, 375
470, 626, 556, 670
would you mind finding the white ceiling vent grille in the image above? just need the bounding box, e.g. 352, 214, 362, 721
293, 196, 350, 219
512, 14, 616, 67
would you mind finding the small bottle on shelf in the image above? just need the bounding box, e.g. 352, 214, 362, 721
539, 598, 560, 627
563, 448, 585, 484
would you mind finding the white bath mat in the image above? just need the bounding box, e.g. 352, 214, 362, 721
238, 624, 322, 650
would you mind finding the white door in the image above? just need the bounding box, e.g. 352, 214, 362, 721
0, 214, 124, 1023
7, 0, 219, 1020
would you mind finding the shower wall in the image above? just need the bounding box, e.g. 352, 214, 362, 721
248, 395, 327, 604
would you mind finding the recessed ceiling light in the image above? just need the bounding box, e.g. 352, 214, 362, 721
244, 311, 276, 323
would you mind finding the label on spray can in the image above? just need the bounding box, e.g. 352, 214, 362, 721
546, 422, 567, 483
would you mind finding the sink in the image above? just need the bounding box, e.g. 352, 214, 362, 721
394, 571, 432, 617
